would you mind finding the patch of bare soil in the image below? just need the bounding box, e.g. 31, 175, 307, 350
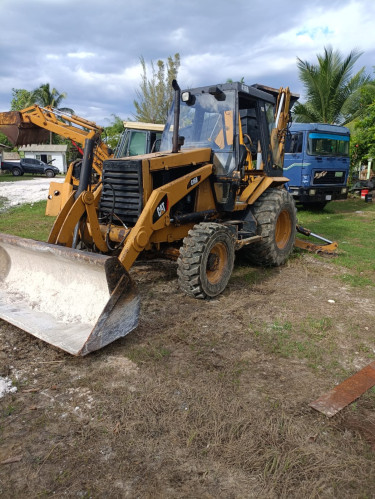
0, 252, 375, 498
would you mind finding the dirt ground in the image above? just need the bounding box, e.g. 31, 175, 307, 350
0, 250, 375, 498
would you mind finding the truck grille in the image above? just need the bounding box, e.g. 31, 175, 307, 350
312, 170, 346, 185
99, 159, 143, 227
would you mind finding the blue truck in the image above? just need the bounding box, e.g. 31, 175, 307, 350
284, 123, 350, 209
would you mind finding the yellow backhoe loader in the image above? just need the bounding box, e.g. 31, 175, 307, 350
0, 80, 300, 355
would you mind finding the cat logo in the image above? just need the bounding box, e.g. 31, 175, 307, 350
157, 202, 166, 217
188, 175, 201, 189
153, 194, 168, 223
314, 171, 327, 179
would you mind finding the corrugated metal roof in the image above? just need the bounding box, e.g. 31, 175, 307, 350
18, 144, 68, 152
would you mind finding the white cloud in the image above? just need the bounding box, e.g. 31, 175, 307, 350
169, 28, 186, 43
67, 52, 96, 59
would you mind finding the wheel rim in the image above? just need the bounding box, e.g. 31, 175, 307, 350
275, 210, 292, 249
206, 242, 228, 284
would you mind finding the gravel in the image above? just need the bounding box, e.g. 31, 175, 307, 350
0, 177, 64, 211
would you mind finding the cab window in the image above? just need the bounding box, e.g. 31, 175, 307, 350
285, 132, 303, 153
128, 131, 147, 156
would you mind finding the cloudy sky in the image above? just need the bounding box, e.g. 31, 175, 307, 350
0, 0, 374, 126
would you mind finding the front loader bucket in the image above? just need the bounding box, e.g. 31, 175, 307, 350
0, 233, 140, 356
0, 112, 49, 146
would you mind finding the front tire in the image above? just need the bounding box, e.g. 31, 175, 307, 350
177, 222, 235, 299
45, 169, 55, 178
242, 188, 297, 266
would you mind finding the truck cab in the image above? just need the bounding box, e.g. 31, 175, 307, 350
284, 123, 350, 209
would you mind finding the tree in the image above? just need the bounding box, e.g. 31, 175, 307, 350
33, 83, 74, 114
10, 88, 37, 111
351, 100, 375, 163
104, 115, 124, 150
133, 54, 180, 123
0, 132, 13, 149
293, 47, 369, 125
32, 83, 74, 144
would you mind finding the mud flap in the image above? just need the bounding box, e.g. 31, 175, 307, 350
0, 233, 140, 355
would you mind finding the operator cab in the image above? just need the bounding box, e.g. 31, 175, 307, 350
160, 82, 291, 178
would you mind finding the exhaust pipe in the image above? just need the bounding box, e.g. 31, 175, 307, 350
172, 80, 181, 153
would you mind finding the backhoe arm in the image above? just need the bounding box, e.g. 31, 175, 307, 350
270, 87, 293, 168
0, 105, 111, 179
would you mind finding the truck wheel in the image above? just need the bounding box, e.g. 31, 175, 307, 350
12, 167, 22, 176
242, 188, 296, 266
45, 170, 55, 178
177, 222, 235, 299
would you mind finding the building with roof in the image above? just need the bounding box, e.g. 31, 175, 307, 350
18, 144, 68, 173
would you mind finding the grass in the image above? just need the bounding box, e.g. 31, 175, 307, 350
0, 173, 37, 183
0, 200, 54, 241
249, 317, 343, 372
0, 173, 63, 182
296, 196, 375, 286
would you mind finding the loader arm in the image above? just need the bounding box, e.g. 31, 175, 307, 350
48, 163, 214, 268
48, 183, 108, 252
118, 164, 214, 271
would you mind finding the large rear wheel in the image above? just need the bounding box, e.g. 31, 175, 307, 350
177, 222, 235, 299
242, 188, 297, 266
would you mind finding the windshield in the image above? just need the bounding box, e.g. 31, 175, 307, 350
160, 90, 235, 152
307, 132, 349, 157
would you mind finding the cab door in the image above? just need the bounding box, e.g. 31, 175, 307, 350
284, 132, 304, 187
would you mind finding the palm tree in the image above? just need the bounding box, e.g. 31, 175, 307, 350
33, 83, 75, 143
34, 83, 74, 113
293, 47, 369, 125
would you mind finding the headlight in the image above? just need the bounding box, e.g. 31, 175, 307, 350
309, 189, 316, 196
181, 92, 191, 102
341, 187, 347, 194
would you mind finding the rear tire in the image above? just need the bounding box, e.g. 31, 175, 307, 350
242, 188, 296, 266
177, 222, 235, 299
12, 167, 22, 176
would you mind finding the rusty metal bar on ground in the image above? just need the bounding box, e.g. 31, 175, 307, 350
309, 361, 375, 417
